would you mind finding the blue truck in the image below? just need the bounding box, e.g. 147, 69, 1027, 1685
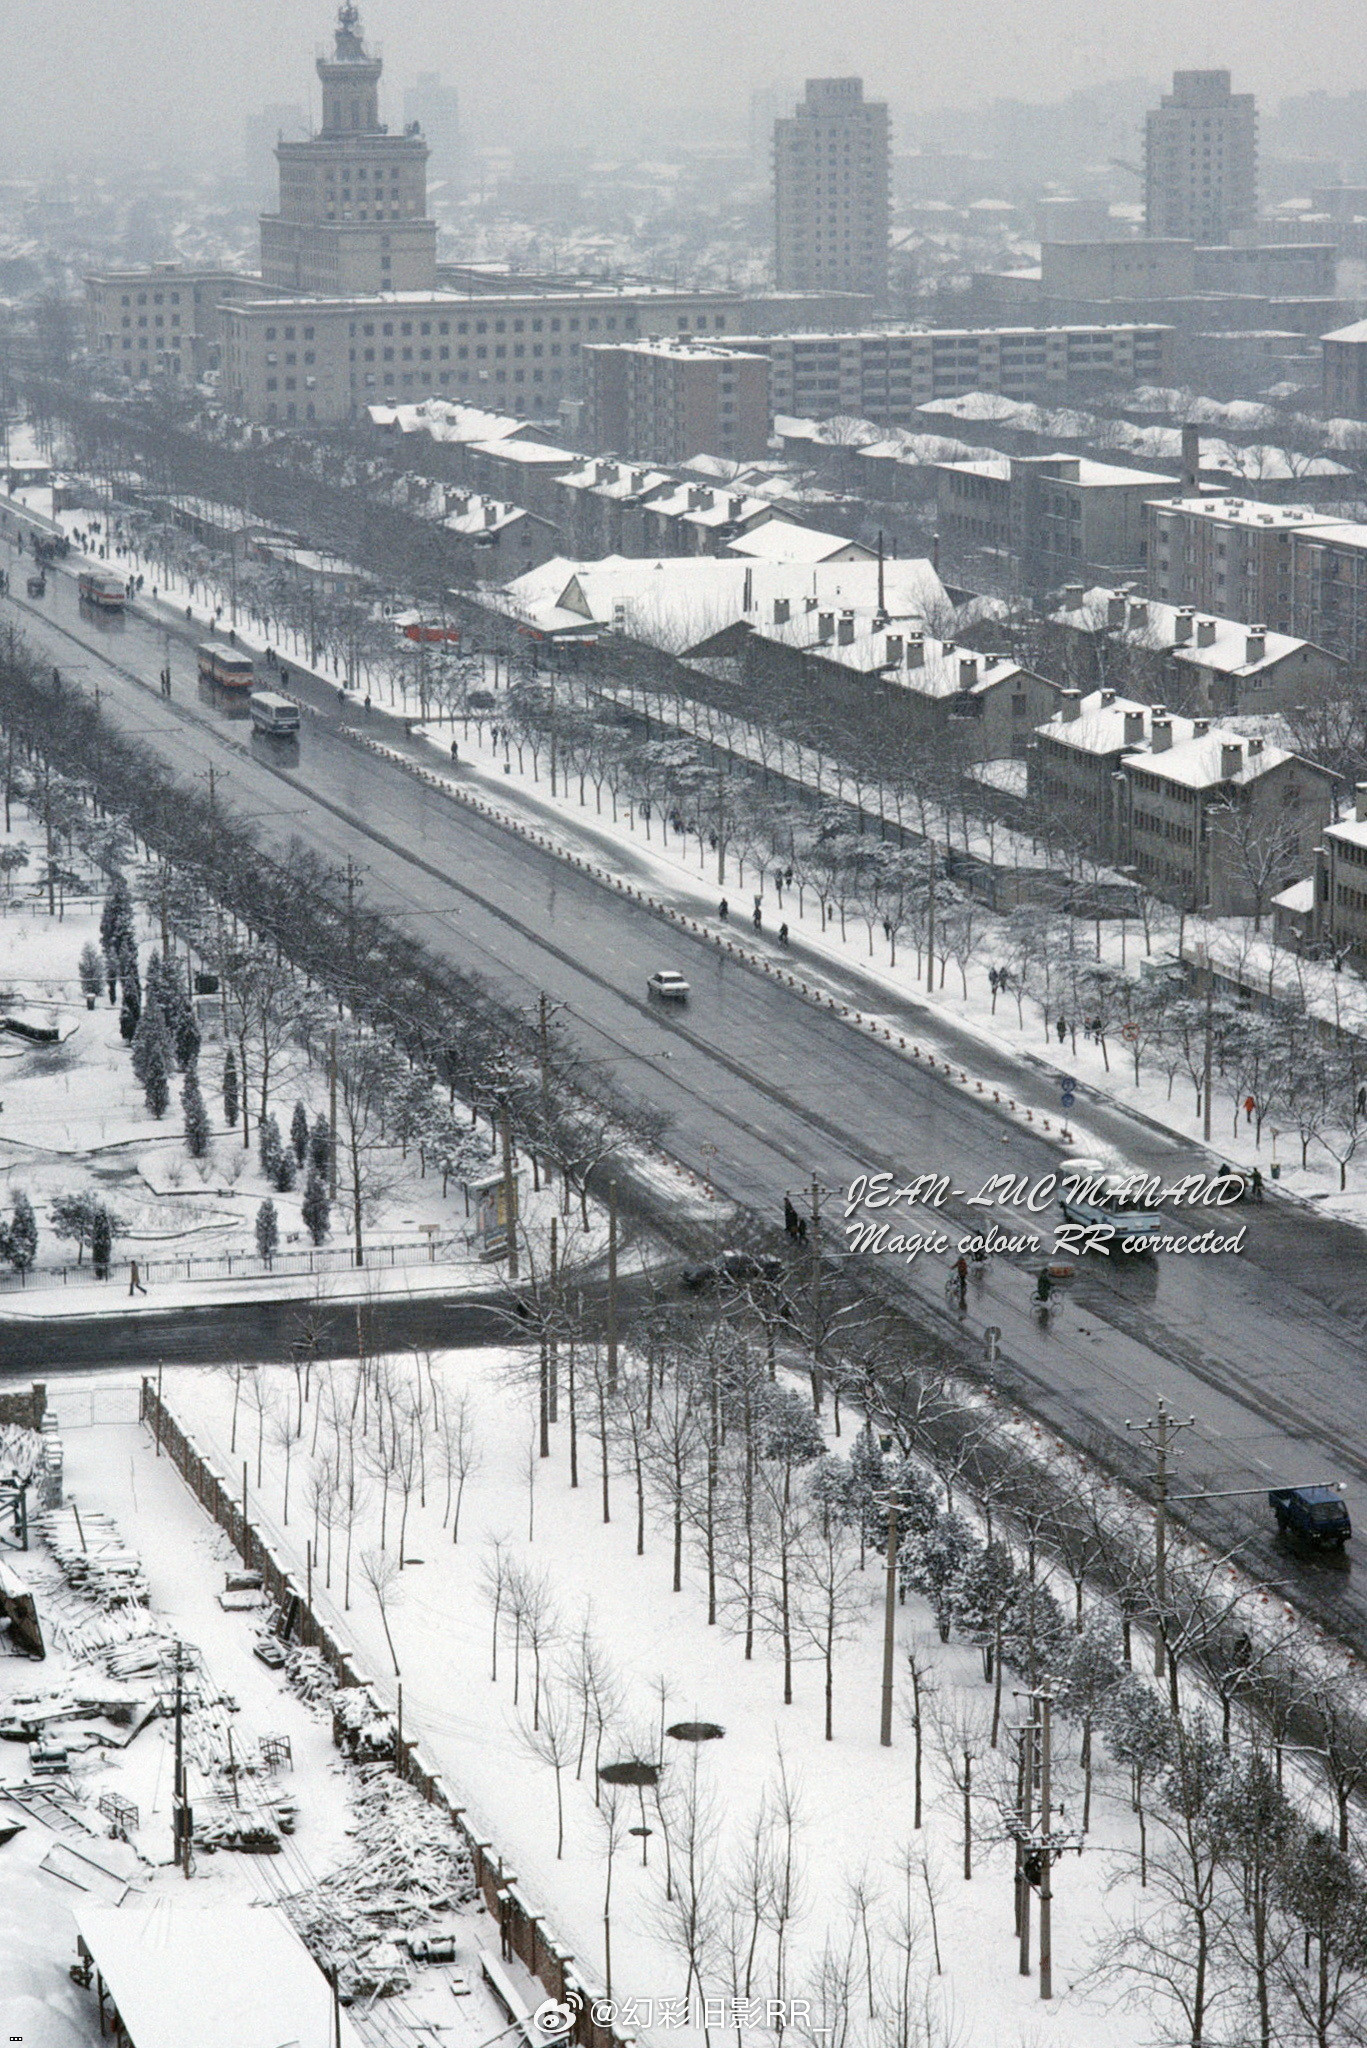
1269, 1486, 1351, 1549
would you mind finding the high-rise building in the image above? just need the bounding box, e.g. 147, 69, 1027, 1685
259, 2, 437, 295
1144, 69, 1257, 244
773, 78, 889, 300
403, 73, 461, 197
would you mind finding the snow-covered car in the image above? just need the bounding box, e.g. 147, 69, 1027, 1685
647, 970, 690, 1002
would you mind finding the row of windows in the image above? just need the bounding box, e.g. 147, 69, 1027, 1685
119, 291, 180, 307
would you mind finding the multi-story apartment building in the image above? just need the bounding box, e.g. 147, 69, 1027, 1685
1029, 688, 1333, 913
1144, 69, 1257, 244
936, 452, 1182, 594
1322, 318, 1367, 417
718, 324, 1172, 425
773, 78, 890, 300
260, 3, 437, 296
1314, 787, 1367, 957
1048, 584, 1342, 715
582, 339, 770, 464
1144, 495, 1367, 663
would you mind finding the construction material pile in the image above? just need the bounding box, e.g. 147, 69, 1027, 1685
331, 1683, 396, 1763
285, 1646, 335, 1708
38, 1507, 148, 1606
282, 1765, 477, 2002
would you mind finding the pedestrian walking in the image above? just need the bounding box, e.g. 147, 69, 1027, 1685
752, 904, 762, 931
779, 922, 789, 945
1056, 1016, 1067, 1043
128, 1259, 146, 1297
718, 897, 729, 921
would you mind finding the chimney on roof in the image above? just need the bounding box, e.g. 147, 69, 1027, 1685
905, 635, 925, 669
1174, 607, 1195, 646
958, 655, 978, 686
1127, 600, 1148, 630
1248, 736, 1264, 757
743, 567, 754, 613
688, 486, 707, 511
1181, 423, 1201, 495
1124, 710, 1145, 745
1197, 618, 1217, 647
818, 611, 835, 643
1152, 715, 1173, 753
1357, 781, 1367, 822
837, 611, 856, 646
1060, 687, 1082, 722
1107, 594, 1127, 628
885, 633, 903, 665
1062, 582, 1085, 608
1100, 687, 1116, 708
484, 504, 498, 527
1246, 626, 1267, 663
1221, 741, 1244, 779
1193, 717, 1211, 737
774, 596, 790, 625
729, 495, 745, 520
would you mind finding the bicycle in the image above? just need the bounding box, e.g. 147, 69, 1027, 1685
944, 1269, 969, 1314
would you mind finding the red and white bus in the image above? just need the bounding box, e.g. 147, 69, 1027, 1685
77, 572, 125, 613
197, 644, 256, 690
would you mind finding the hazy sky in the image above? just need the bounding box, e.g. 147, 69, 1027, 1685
5, 0, 1367, 169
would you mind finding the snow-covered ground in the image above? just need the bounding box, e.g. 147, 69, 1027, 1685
0, 1382, 519, 2047
160, 1347, 1172, 2048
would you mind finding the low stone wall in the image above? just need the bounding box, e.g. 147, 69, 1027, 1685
0, 1381, 46, 1432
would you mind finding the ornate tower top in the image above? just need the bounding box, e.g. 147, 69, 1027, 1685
317, 1, 382, 134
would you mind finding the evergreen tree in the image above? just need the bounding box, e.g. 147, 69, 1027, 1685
847, 1422, 888, 1551
182, 1068, 210, 1158
301, 1164, 330, 1244
78, 942, 104, 1008
309, 1112, 331, 1178
143, 1034, 170, 1119
91, 1204, 113, 1279
167, 981, 200, 1070
223, 1047, 240, 1129
255, 1198, 279, 1264
0, 1191, 38, 1273
259, 1112, 283, 1181
131, 993, 171, 1086
272, 1147, 297, 1193
143, 949, 169, 1028
290, 1100, 310, 1166
119, 979, 141, 1043
99, 873, 135, 963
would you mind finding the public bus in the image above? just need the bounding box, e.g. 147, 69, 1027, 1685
77, 572, 125, 613
197, 644, 256, 690
249, 691, 301, 737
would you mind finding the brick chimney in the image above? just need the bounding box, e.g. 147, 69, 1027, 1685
905, 635, 925, 669
1181, 423, 1201, 495
1193, 717, 1210, 737
1221, 741, 1244, 779
773, 597, 790, 625
1197, 618, 1217, 647
837, 611, 856, 646
1357, 781, 1367, 821
885, 633, 903, 665
1124, 710, 1145, 744
958, 655, 978, 686
1152, 715, 1173, 752
1245, 626, 1266, 663
1174, 607, 1195, 646
1062, 582, 1084, 608
817, 611, 835, 643
1107, 594, 1127, 627
1059, 688, 1082, 721
1127, 600, 1148, 630
1100, 687, 1116, 708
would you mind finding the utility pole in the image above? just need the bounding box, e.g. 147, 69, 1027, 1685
500, 1099, 518, 1280
606, 1178, 618, 1395
547, 1214, 559, 1432
1017, 1712, 1033, 1976
1125, 1397, 1195, 1679
327, 1029, 338, 1201
879, 1503, 898, 1746
808, 1176, 824, 1412
1039, 1690, 1054, 2000
172, 1640, 191, 1877
1201, 956, 1214, 1143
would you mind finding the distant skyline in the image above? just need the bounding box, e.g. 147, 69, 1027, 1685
5, 0, 1367, 172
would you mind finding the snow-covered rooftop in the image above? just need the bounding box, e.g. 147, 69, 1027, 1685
1038, 691, 1195, 757
725, 522, 869, 564
1125, 731, 1298, 789
1052, 585, 1329, 675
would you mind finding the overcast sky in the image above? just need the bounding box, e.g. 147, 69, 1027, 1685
4, 0, 1365, 170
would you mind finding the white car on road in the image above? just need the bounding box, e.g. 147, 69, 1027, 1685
647, 970, 690, 1002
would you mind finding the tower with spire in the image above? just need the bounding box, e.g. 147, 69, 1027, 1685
259, 3, 436, 295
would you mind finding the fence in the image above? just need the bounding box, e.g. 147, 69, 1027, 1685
0, 1235, 470, 1295
138, 1378, 630, 2048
